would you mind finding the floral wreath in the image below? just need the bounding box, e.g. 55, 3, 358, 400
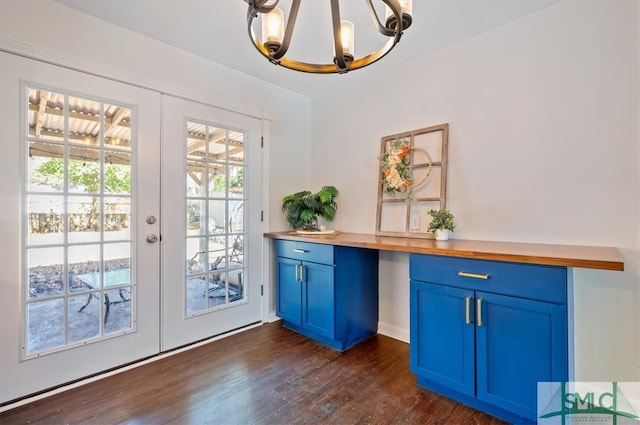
379, 139, 432, 194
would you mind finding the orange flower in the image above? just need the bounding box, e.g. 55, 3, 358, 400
385, 169, 391, 176
403, 180, 410, 187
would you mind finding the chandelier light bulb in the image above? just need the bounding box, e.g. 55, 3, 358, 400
340, 20, 355, 57
261, 7, 284, 50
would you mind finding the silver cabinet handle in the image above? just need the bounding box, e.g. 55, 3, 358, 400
292, 249, 308, 253
300, 264, 305, 282
295, 264, 300, 282
476, 298, 483, 327
458, 271, 489, 280
465, 296, 471, 324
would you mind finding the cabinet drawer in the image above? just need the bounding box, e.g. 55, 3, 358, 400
275, 240, 334, 265
410, 254, 567, 304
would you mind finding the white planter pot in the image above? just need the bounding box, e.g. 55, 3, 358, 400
434, 229, 449, 241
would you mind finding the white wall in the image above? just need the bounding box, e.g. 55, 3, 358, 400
311, 0, 640, 380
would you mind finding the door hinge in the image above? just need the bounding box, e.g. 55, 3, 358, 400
261, 210, 264, 222
261, 136, 264, 148
261, 285, 264, 296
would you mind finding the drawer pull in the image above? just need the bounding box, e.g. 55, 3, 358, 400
465, 296, 471, 324
292, 249, 308, 253
458, 271, 489, 280
476, 298, 483, 327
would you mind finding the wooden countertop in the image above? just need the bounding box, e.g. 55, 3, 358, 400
263, 232, 624, 271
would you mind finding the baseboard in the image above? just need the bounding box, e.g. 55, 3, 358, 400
377, 321, 409, 343
267, 313, 281, 323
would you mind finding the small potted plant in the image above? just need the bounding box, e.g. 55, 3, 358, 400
281, 186, 338, 231
427, 208, 456, 241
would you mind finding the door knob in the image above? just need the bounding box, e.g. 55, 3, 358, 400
146, 215, 157, 224
146, 233, 159, 244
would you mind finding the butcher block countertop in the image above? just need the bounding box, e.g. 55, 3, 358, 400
264, 231, 624, 271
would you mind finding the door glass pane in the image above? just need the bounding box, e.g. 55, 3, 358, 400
187, 161, 205, 196
68, 244, 100, 293
104, 103, 132, 151
208, 200, 226, 234
27, 299, 64, 353
208, 163, 227, 198
104, 289, 131, 334
69, 295, 100, 343
28, 247, 64, 299
27, 195, 64, 246
68, 148, 101, 193
184, 121, 246, 316
104, 150, 131, 195
186, 199, 207, 236
67, 195, 101, 243
24, 86, 135, 357
104, 197, 131, 241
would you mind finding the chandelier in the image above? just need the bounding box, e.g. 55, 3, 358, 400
244, 0, 413, 74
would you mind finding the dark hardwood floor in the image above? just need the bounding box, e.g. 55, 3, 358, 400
1, 322, 507, 424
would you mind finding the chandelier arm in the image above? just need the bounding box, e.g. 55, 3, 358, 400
365, 0, 394, 37
330, 0, 347, 70
245, 0, 280, 15
270, 0, 300, 60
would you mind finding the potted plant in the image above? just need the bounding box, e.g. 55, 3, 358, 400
281, 186, 339, 231
427, 208, 456, 241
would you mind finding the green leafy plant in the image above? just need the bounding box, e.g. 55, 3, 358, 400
281, 186, 339, 230
427, 209, 456, 233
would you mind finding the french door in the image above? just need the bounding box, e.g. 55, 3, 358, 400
0, 52, 264, 404
160, 96, 263, 351
0, 52, 161, 404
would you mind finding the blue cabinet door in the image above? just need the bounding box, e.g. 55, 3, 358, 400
302, 261, 335, 339
276, 257, 302, 326
475, 291, 568, 421
410, 280, 476, 397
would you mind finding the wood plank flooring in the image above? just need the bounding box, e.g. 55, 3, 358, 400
1, 322, 507, 424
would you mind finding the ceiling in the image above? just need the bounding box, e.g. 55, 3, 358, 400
55, 0, 559, 99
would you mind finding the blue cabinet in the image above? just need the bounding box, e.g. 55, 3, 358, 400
410, 254, 568, 424
275, 239, 378, 351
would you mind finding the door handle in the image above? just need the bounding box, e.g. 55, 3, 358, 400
476, 298, 483, 327
465, 296, 471, 324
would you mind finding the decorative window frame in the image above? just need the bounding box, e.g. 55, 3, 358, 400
375, 123, 449, 238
